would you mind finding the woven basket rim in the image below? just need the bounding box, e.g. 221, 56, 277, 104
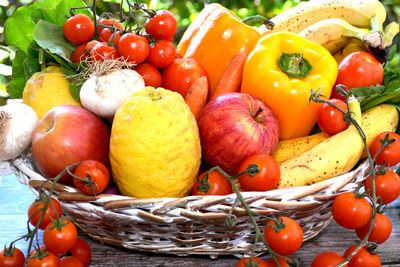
9, 153, 371, 258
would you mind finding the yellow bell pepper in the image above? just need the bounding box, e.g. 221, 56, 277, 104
241, 32, 338, 140
177, 3, 261, 98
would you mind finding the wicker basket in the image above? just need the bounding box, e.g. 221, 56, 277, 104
10, 152, 370, 259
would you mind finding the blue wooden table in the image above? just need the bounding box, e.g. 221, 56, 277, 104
1, 172, 400, 266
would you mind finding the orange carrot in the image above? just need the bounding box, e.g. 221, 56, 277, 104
210, 52, 247, 100
185, 76, 209, 120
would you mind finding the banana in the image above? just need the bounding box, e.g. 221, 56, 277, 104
278, 98, 363, 188
258, 0, 386, 35
333, 39, 367, 64
273, 104, 399, 166
272, 132, 329, 163
298, 18, 370, 55
361, 104, 399, 158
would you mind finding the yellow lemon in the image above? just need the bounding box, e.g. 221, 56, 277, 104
110, 87, 201, 198
23, 66, 81, 119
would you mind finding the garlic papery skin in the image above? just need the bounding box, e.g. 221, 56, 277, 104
0, 102, 39, 161
79, 69, 145, 120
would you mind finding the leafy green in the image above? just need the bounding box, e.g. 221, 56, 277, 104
7, 49, 28, 98
33, 20, 77, 63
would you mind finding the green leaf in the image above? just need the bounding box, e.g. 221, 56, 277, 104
349, 85, 386, 105
33, 20, 76, 62
7, 49, 28, 98
4, 5, 36, 53
61, 66, 81, 103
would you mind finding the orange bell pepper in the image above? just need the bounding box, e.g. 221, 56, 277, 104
241, 32, 338, 140
177, 3, 261, 97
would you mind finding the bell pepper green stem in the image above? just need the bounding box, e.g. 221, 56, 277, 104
278, 52, 313, 79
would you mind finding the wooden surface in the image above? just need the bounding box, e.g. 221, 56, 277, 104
1, 173, 400, 266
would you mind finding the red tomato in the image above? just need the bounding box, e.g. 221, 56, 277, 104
332, 192, 372, 230
135, 63, 162, 87
71, 43, 87, 63
265, 257, 290, 267
147, 40, 176, 69
162, 58, 208, 98
43, 219, 78, 254
0, 247, 25, 267
97, 18, 123, 33
369, 132, 400, 166
63, 14, 94, 45
69, 238, 91, 267
343, 246, 381, 267
356, 213, 392, 244
191, 170, 233, 196
238, 154, 280, 191
236, 257, 267, 267
27, 248, 60, 267
85, 40, 100, 54
73, 160, 110, 195
118, 33, 150, 64
145, 10, 177, 41
364, 170, 400, 204
263, 216, 303, 255
60, 256, 84, 267
311, 252, 347, 267
331, 51, 383, 100
28, 198, 62, 230
90, 43, 119, 61
317, 99, 349, 136
99, 28, 122, 46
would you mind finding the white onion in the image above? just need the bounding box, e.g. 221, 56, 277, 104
0, 101, 39, 160
79, 68, 145, 120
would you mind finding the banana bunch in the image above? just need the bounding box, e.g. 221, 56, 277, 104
276, 104, 399, 188
259, 0, 399, 61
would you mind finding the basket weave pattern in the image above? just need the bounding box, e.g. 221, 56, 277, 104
11, 153, 370, 258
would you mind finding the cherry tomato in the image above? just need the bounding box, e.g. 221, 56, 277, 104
63, 14, 95, 45
265, 257, 290, 267
99, 28, 122, 46
85, 40, 100, 54
135, 63, 162, 87
118, 33, 150, 64
369, 132, 400, 166
147, 40, 176, 69
43, 218, 78, 254
236, 257, 267, 267
263, 216, 303, 255
73, 160, 110, 195
331, 51, 383, 100
98, 18, 123, 33
356, 213, 392, 244
28, 197, 62, 230
238, 154, 280, 191
343, 246, 381, 267
27, 248, 60, 267
311, 252, 347, 267
0, 247, 25, 267
69, 238, 91, 267
145, 10, 177, 41
60, 256, 84, 267
332, 192, 372, 230
90, 43, 119, 62
191, 170, 233, 196
317, 99, 349, 136
364, 170, 400, 204
71, 43, 87, 63
162, 57, 208, 98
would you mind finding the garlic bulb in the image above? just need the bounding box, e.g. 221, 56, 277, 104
79, 69, 145, 120
0, 101, 39, 160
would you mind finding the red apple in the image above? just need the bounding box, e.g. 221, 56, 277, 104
197, 92, 279, 175
32, 105, 110, 185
